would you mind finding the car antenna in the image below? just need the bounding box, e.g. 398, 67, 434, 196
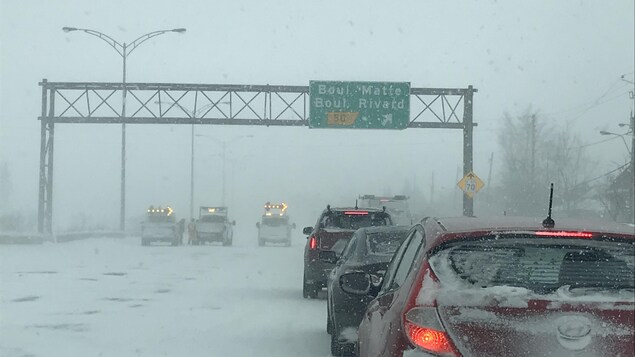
542, 183, 555, 228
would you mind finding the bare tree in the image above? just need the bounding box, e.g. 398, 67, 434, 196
498, 108, 549, 215
545, 128, 595, 211
498, 109, 595, 216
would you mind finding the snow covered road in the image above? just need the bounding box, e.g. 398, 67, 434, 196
1, 236, 332, 356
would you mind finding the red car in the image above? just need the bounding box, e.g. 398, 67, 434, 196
354, 216, 634, 357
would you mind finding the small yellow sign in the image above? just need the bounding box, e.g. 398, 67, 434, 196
457, 171, 485, 198
327, 112, 359, 126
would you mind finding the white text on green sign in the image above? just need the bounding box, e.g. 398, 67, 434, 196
309, 81, 410, 129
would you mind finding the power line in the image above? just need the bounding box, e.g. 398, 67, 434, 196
543, 78, 626, 117
576, 135, 621, 149
568, 162, 629, 191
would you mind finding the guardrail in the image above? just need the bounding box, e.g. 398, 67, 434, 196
0, 231, 126, 244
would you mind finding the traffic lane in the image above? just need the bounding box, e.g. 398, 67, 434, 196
0, 237, 332, 357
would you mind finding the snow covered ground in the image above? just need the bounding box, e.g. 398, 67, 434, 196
1, 235, 333, 356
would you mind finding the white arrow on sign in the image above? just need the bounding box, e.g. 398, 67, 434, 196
381, 114, 393, 126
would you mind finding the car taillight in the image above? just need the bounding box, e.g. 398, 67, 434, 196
344, 211, 369, 215
405, 319, 454, 356
403, 261, 459, 356
309, 235, 318, 250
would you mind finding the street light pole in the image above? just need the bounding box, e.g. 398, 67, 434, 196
195, 134, 253, 207
222, 141, 227, 206
62, 27, 186, 231
190, 124, 195, 220
121, 42, 127, 233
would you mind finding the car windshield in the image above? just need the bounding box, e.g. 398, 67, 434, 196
432, 238, 635, 293
331, 238, 351, 256
199, 215, 226, 223
324, 212, 391, 230
366, 231, 409, 255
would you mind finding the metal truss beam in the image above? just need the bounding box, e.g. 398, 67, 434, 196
38, 81, 477, 127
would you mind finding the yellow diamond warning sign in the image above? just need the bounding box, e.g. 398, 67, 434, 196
457, 171, 485, 198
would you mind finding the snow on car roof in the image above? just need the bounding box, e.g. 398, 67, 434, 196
327, 207, 384, 212
357, 225, 410, 234
431, 216, 635, 237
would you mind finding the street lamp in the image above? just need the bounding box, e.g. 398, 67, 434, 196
600, 118, 635, 223
600, 130, 631, 153
63, 26, 186, 231
195, 134, 254, 206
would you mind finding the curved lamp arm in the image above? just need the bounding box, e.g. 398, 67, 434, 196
128, 28, 186, 55
600, 131, 632, 155
63, 27, 185, 57
62, 27, 124, 56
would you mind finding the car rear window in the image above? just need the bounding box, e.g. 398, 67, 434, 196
323, 211, 391, 230
432, 238, 634, 294
145, 216, 174, 223
366, 231, 408, 255
262, 217, 288, 226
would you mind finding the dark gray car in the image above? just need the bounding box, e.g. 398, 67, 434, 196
325, 225, 410, 356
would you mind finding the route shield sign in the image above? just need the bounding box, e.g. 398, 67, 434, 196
309, 81, 410, 129
457, 171, 485, 198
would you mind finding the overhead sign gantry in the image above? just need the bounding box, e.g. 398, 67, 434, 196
37, 79, 477, 233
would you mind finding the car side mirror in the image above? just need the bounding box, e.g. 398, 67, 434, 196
339, 272, 371, 295
319, 250, 338, 264
302, 227, 313, 235
369, 274, 383, 295
256, 222, 260, 228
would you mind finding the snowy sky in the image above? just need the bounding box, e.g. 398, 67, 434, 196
1, 0, 633, 230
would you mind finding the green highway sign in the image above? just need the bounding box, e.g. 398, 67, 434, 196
309, 81, 410, 129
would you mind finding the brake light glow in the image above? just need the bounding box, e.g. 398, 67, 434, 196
309, 235, 318, 250
535, 231, 593, 238
405, 322, 455, 356
344, 211, 369, 215
402, 261, 458, 356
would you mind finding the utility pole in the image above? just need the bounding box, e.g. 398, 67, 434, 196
530, 114, 536, 182
486, 152, 494, 199
630, 111, 634, 223
430, 172, 434, 204
621, 74, 634, 223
